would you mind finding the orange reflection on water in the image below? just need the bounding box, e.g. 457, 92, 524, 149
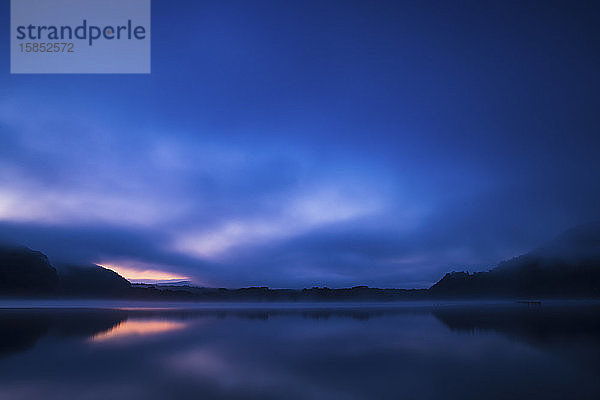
91, 319, 187, 342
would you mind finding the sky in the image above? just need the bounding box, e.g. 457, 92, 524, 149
0, 0, 599, 288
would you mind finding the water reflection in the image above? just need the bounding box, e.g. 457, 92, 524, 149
433, 303, 600, 375
91, 319, 188, 342
0, 303, 599, 400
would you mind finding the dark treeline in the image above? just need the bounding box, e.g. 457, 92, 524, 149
0, 243, 430, 301
129, 284, 428, 302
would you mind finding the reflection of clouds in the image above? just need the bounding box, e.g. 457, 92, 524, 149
0, 382, 144, 400
1, 307, 600, 400
91, 319, 188, 342
166, 346, 354, 400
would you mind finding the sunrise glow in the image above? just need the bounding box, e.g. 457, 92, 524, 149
98, 264, 189, 284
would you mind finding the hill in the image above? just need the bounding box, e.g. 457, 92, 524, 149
58, 264, 132, 296
430, 223, 600, 298
0, 244, 59, 295
0, 244, 131, 298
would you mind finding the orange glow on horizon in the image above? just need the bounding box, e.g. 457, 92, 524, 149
98, 264, 189, 283
91, 319, 188, 342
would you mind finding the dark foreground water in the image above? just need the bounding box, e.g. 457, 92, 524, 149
0, 302, 599, 400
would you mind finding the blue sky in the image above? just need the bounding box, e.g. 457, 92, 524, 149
0, 0, 599, 287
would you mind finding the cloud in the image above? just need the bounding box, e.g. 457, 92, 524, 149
0, 103, 401, 287
173, 186, 383, 259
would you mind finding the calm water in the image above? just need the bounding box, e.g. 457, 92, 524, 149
0, 302, 599, 400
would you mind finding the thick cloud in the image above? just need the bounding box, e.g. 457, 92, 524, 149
0, 0, 599, 287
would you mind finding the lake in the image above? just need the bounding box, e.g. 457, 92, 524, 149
0, 301, 599, 399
